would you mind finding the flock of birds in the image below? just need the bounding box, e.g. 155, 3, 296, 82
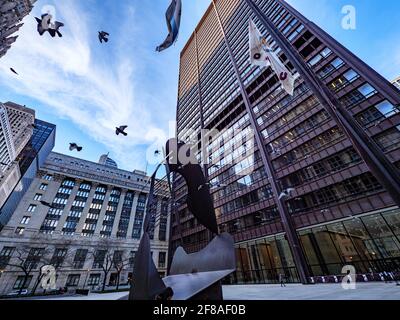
8, 13, 128, 154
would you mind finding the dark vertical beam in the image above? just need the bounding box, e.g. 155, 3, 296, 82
195, 30, 215, 243
244, 0, 400, 209
211, 0, 310, 284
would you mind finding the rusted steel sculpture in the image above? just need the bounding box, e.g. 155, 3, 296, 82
128, 138, 235, 300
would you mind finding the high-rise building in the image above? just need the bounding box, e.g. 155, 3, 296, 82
0, 0, 37, 58
393, 76, 400, 91
0, 102, 35, 210
172, 0, 400, 284
0, 104, 16, 168
0, 117, 56, 229
0, 152, 170, 295
98, 153, 118, 169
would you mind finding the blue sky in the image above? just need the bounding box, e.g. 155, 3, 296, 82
0, 0, 399, 174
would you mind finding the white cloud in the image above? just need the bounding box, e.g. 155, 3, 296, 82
0, 0, 169, 170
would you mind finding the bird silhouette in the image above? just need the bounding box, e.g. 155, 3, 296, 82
116, 126, 128, 136
10, 68, 18, 75
35, 14, 64, 37
69, 143, 83, 152
98, 31, 109, 43
40, 201, 56, 209
278, 188, 295, 200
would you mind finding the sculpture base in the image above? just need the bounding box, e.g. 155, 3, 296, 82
190, 281, 223, 300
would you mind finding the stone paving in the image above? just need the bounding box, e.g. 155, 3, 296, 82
28, 282, 400, 300
223, 283, 400, 300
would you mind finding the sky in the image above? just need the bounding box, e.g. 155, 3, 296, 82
0, 0, 399, 175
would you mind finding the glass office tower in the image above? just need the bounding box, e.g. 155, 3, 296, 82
0, 119, 56, 229
171, 0, 400, 284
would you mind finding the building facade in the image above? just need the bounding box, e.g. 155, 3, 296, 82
98, 154, 118, 169
0, 152, 170, 295
0, 102, 35, 211
393, 77, 400, 91
0, 0, 36, 58
172, 0, 400, 284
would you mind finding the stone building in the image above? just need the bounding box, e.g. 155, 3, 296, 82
0, 152, 170, 295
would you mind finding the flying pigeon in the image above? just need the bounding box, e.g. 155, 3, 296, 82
278, 188, 295, 200
10, 68, 18, 75
116, 126, 128, 136
40, 201, 56, 209
35, 14, 64, 38
98, 31, 109, 43
69, 143, 83, 152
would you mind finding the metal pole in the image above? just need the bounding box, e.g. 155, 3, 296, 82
244, 0, 400, 208
212, 0, 311, 284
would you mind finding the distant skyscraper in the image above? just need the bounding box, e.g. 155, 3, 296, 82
3, 102, 34, 156
393, 76, 400, 91
98, 153, 118, 169
172, 0, 400, 284
0, 117, 55, 229
0, 103, 16, 168
0, 0, 37, 58
0, 102, 34, 210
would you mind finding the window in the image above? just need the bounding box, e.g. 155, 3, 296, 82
13, 276, 33, 290
128, 251, 136, 268
0, 247, 15, 268
33, 194, 42, 201
93, 250, 107, 269
39, 184, 48, 191
374, 127, 400, 152
158, 252, 166, 268
308, 47, 332, 66
331, 57, 344, 69
343, 69, 358, 81
20, 216, 30, 225
358, 83, 376, 98
27, 205, 37, 213
15, 227, 25, 235
43, 175, 53, 181
87, 274, 101, 286
66, 274, 80, 287
376, 100, 399, 118
73, 249, 88, 269
50, 248, 68, 267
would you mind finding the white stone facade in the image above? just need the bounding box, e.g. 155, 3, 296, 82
0, 152, 170, 295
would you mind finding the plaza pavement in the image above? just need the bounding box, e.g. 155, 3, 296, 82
31, 283, 400, 300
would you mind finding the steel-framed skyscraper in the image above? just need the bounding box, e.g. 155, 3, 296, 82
171, 0, 400, 284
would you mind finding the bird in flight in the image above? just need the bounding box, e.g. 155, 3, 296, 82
98, 31, 110, 43
35, 14, 64, 38
40, 201, 56, 209
116, 126, 128, 136
69, 143, 83, 152
10, 68, 18, 75
278, 188, 295, 200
